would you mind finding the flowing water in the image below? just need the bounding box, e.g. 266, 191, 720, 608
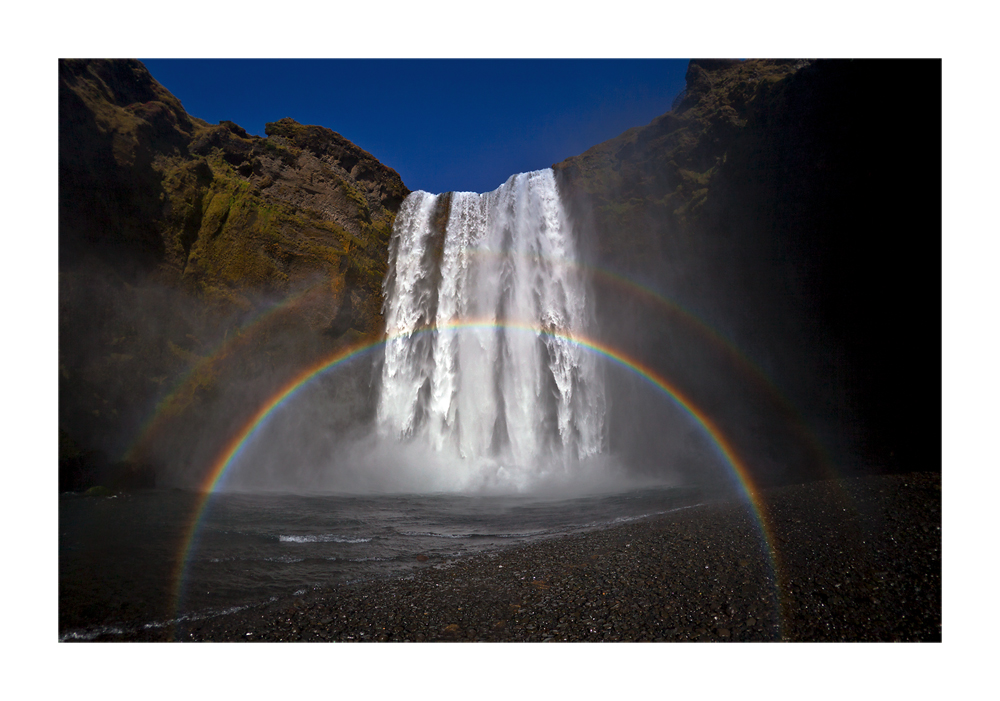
379, 170, 605, 491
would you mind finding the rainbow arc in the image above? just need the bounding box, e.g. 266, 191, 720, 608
171, 320, 789, 637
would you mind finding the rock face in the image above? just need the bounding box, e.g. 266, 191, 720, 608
59, 59, 409, 490
555, 59, 941, 486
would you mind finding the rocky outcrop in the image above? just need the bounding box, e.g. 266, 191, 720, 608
555, 59, 941, 487
554, 59, 810, 269
59, 59, 409, 489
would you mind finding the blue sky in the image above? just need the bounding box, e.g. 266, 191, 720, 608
141, 59, 689, 194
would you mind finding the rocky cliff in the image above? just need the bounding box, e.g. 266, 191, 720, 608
59, 59, 409, 490
555, 59, 941, 486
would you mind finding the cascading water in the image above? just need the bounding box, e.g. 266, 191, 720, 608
378, 169, 606, 491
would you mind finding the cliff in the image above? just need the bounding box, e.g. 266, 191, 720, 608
59, 59, 409, 490
555, 59, 941, 486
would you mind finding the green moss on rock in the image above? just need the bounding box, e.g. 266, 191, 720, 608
59, 59, 412, 474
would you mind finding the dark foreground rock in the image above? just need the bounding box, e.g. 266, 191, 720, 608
121, 472, 940, 642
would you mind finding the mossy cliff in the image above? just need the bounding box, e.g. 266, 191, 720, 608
59, 59, 409, 490
555, 59, 941, 486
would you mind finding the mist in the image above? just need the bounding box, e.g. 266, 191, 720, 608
58, 248, 379, 491
220, 416, 681, 498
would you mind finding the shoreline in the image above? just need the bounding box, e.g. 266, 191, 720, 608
111, 472, 939, 642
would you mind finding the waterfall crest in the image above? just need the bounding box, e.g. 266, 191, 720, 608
378, 169, 605, 490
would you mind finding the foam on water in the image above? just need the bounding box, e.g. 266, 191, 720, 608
278, 534, 372, 543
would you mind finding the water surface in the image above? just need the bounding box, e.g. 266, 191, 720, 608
59, 483, 728, 641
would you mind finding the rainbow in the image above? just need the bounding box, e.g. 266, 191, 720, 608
171, 321, 788, 637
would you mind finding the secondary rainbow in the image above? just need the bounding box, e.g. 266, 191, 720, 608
122, 282, 324, 464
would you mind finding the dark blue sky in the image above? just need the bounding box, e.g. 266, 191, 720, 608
141, 59, 689, 194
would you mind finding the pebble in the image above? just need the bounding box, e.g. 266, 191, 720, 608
115, 473, 939, 642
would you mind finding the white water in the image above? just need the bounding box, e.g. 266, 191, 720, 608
378, 169, 606, 491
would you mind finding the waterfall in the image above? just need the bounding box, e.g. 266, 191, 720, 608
378, 169, 605, 490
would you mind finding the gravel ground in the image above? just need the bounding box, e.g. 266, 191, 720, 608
123, 472, 940, 642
